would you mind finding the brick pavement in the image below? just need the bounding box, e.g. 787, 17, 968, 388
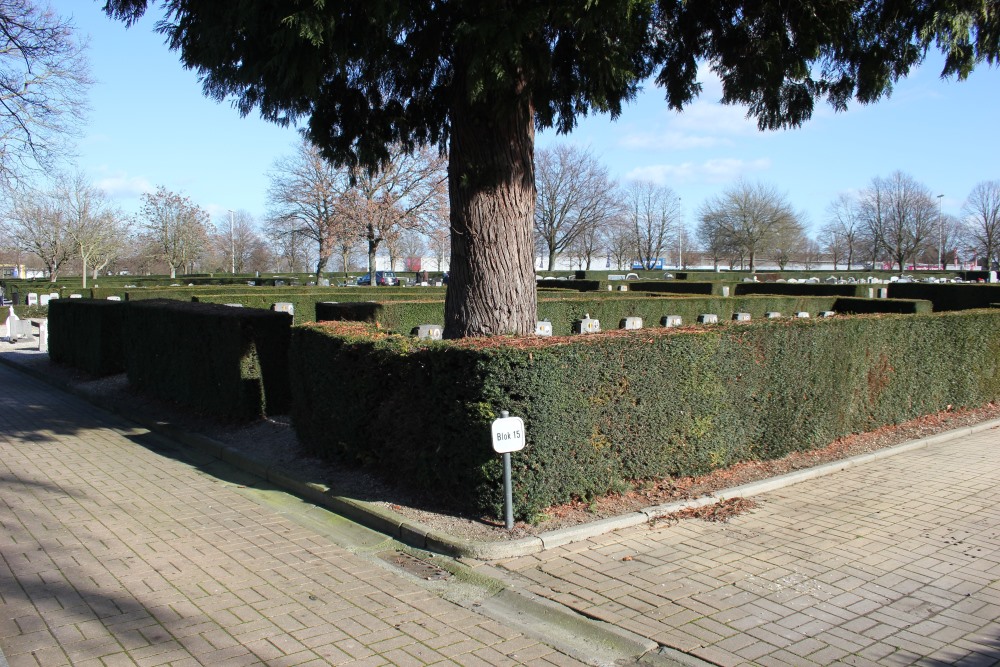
495, 424, 1000, 666
0, 364, 585, 667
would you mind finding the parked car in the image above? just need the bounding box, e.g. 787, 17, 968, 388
356, 271, 398, 286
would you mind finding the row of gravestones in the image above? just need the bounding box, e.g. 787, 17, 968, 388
408, 310, 836, 340
17, 292, 87, 306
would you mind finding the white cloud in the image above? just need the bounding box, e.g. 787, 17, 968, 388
95, 171, 154, 200
615, 91, 758, 153
625, 157, 772, 185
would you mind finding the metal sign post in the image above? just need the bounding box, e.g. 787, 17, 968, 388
491, 410, 526, 530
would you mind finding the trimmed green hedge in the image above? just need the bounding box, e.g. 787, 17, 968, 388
887, 282, 1000, 311
536, 279, 721, 295
535, 279, 602, 291
122, 300, 292, 420
317, 295, 918, 335
628, 281, 719, 295
47, 299, 126, 376
290, 311, 1000, 520
733, 282, 864, 297
194, 288, 446, 324
832, 297, 932, 315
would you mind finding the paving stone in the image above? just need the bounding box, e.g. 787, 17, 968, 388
0, 364, 585, 667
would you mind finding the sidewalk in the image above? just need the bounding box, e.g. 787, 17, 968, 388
486, 425, 1000, 666
3, 346, 1000, 666
0, 361, 592, 667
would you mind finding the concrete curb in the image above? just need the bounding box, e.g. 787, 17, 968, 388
3, 351, 998, 561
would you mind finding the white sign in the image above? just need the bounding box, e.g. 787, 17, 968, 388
491, 416, 526, 453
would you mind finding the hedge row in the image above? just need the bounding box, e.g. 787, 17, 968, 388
121, 300, 292, 420
48, 299, 292, 420
316, 295, 928, 335
48, 300, 126, 376
537, 279, 722, 295
194, 288, 446, 324
290, 311, 1000, 520
733, 282, 864, 297
887, 282, 1000, 311
832, 297, 932, 315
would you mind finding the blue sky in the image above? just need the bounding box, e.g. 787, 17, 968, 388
55, 1, 1000, 236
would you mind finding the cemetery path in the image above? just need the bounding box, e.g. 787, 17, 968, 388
0, 362, 611, 667
486, 422, 1000, 666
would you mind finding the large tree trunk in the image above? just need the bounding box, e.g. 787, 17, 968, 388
444, 78, 537, 338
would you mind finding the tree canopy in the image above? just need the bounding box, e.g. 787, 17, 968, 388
102, 0, 1000, 335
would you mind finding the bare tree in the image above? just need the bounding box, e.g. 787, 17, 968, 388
391, 230, 425, 272
822, 193, 864, 270
139, 186, 210, 278
347, 144, 448, 279
213, 209, 263, 274
533, 145, 619, 271
602, 214, 635, 270
963, 181, 1000, 271
57, 172, 129, 287
426, 227, 449, 271
857, 172, 936, 272
698, 180, 800, 272
0, 0, 91, 186
623, 181, 679, 270
770, 220, 807, 270
264, 224, 311, 273
569, 220, 603, 270
800, 237, 823, 270
331, 215, 361, 274
266, 139, 345, 280
1, 184, 75, 280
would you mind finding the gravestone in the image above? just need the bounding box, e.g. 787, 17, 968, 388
411, 324, 443, 340
818, 311, 836, 317
721, 286, 730, 297
39, 295, 50, 306
107, 296, 122, 301
38, 320, 48, 352
534, 321, 553, 336
765, 311, 782, 319
619, 317, 643, 330
660, 315, 682, 327
27, 293, 38, 306
272, 302, 294, 315
794, 311, 810, 318
697, 314, 719, 324
3, 306, 17, 340
732, 312, 751, 321
69, 294, 83, 298
572, 313, 601, 334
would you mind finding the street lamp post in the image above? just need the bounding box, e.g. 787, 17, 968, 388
937, 194, 944, 270
227, 209, 236, 274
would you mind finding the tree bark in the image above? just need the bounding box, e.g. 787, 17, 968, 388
444, 75, 537, 338
366, 223, 380, 282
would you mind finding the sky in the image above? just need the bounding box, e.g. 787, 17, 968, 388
52, 1, 1000, 238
